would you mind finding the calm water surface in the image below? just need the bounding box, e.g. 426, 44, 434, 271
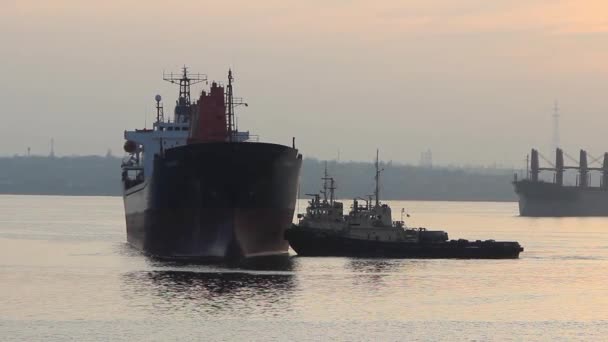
1, 195, 608, 341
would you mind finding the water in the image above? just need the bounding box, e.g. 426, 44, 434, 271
1, 195, 608, 341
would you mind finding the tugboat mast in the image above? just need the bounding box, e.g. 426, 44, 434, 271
321, 161, 329, 203
374, 149, 384, 207
321, 161, 336, 205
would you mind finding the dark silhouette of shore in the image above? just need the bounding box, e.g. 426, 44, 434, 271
0, 155, 517, 201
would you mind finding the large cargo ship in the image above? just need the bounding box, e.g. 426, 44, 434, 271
513, 148, 608, 216
121, 68, 302, 262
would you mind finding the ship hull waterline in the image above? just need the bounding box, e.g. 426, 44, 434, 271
285, 227, 524, 259
123, 142, 302, 264
514, 180, 608, 217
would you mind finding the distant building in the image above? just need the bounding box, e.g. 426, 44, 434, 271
419, 149, 433, 168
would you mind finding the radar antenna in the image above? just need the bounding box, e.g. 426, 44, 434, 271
162, 66, 207, 123
162, 66, 207, 104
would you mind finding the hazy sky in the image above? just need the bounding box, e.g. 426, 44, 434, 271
3, 1, 608, 166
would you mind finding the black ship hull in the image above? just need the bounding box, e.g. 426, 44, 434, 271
285, 226, 523, 259
514, 180, 608, 216
123, 142, 302, 263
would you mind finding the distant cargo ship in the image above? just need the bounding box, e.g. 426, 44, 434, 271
121, 67, 302, 262
513, 148, 608, 216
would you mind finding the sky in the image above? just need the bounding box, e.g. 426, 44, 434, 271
2, 0, 608, 167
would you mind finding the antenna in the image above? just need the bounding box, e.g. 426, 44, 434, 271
227, 69, 234, 141
374, 149, 384, 207
553, 100, 560, 152
329, 178, 335, 204
321, 161, 336, 205
225, 69, 248, 141
155, 94, 164, 123
163, 66, 207, 103
163, 66, 207, 123
321, 161, 328, 202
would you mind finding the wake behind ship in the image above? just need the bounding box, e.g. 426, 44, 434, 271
514, 148, 608, 216
121, 68, 302, 262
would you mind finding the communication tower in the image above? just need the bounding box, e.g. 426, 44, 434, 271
553, 100, 561, 152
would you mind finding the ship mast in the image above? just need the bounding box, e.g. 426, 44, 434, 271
321, 161, 336, 205
163, 66, 206, 123
374, 149, 384, 207
321, 161, 328, 203
155, 95, 164, 123
225, 69, 248, 142
227, 69, 235, 141
329, 178, 335, 205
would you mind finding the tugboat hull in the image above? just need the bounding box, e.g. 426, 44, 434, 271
124, 142, 302, 262
285, 227, 524, 259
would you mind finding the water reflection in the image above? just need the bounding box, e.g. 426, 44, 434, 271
346, 259, 402, 273
121, 270, 296, 317
344, 259, 426, 290
343, 259, 399, 289
139, 251, 295, 271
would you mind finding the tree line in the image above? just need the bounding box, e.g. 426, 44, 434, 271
0, 156, 518, 201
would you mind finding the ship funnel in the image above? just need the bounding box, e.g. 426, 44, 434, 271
189, 82, 227, 143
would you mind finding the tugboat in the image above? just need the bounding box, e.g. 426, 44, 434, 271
121, 67, 302, 263
285, 151, 524, 259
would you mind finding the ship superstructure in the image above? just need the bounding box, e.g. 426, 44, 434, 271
298, 162, 345, 231
513, 148, 608, 216
122, 69, 250, 184
121, 67, 302, 262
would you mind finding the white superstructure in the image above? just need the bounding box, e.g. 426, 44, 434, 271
123, 121, 189, 179
121, 68, 252, 184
